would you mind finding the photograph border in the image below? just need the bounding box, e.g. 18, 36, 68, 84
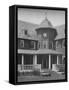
11, 5, 68, 85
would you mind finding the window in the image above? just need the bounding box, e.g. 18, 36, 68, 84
56, 40, 62, 48
49, 41, 52, 49
18, 54, 22, 64
24, 40, 36, 49
62, 39, 65, 48
24, 30, 28, 35
20, 40, 24, 48
43, 40, 48, 49
44, 44, 46, 48
30, 41, 35, 49
38, 42, 40, 48
38, 35, 41, 39
24, 55, 33, 65
24, 40, 29, 48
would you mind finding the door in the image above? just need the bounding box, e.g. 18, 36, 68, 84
42, 55, 49, 69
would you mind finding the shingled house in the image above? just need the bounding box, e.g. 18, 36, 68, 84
18, 17, 65, 74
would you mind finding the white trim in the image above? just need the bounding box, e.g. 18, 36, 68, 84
49, 54, 51, 69
33, 55, 37, 65
22, 55, 24, 65
57, 55, 59, 65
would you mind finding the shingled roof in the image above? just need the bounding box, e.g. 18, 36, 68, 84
18, 18, 65, 40
38, 18, 53, 28
18, 17, 54, 40
55, 24, 65, 40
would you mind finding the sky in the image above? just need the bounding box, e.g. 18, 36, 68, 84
18, 8, 65, 27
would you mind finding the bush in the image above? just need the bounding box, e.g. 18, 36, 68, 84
33, 69, 40, 76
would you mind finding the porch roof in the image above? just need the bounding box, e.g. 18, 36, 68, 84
36, 49, 63, 55
18, 49, 63, 55
18, 49, 36, 54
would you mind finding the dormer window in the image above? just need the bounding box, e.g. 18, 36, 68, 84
24, 30, 28, 35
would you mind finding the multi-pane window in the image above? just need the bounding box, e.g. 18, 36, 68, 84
49, 41, 53, 49
56, 39, 65, 49
19, 40, 24, 48
24, 55, 33, 65
43, 40, 48, 49
30, 41, 35, 49
56, 40, 62, 48
18, 39, 37, 50
44, 44, 46, 48
62, 39, 65, 48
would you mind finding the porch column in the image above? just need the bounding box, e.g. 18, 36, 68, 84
22, 55, 24, 65
57, 55, 59, 65
33, 55, 37, 65
49, 54, 51, 69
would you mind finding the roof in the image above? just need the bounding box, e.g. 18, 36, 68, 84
18, 17, 54, 39
36, 49, 63, 55
18, 49, 63, 55
18, 20, 65, 41
38, 18, 53, 28
55, 34, 65, 40
55, 24, 65, 40
18, 20, 38, 38
18, 35, 39, 41
18, 49, 36, 54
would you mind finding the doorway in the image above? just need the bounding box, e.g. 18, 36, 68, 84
42, 55, 49, 69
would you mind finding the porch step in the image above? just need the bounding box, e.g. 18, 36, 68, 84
40, 69, 51, 76
56, 71, 65, 75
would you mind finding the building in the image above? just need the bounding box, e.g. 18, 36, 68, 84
18, 17, 65, 73
54, 25, 65, 64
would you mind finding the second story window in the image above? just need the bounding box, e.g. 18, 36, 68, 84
62, 39, 65, 48
49, 41, 52, 49
30, 41, 35, 49
20, 40, 24, 48
38, 42, 40, 49
56, 40, 62, 48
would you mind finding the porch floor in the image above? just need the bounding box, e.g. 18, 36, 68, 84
17, 70, 65, 82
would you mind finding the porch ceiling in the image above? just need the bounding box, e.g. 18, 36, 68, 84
18, 49, 63, 55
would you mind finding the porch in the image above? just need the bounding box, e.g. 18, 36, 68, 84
18, 53, 65, 74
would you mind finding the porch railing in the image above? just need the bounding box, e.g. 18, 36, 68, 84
18, 64, 41, 72
52, 64, 65, 72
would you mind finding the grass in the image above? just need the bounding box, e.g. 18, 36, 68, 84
17, 70, 65, 82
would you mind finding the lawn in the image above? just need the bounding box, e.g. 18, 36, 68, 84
18, 71, 65, 82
